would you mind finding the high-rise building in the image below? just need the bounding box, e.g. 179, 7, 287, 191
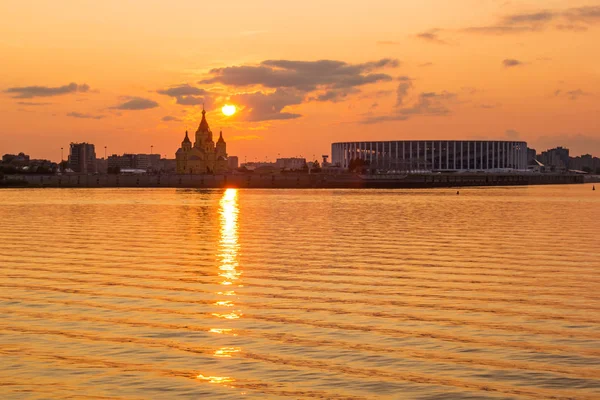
526, 147, 537, 165
538, 147, 570, 170
69, 143, 96, 173
227, 156, 239, 170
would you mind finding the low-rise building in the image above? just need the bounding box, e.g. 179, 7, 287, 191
276, 157, 306, 170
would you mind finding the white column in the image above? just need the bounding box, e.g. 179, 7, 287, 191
453, 142, 457, 170
395, 142, 398, 171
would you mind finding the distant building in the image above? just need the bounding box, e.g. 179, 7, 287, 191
276, 157, 306, 170
158, 158, 177, 173
538, 147, 570, 171
569, 154, 600, 173
69, 143, 97, 173
108, 154, 135, 169
227, 156, 239, 170
241, 162, 277, 171
107, 153, 160, 171
332, 140, 527, 171
175, 109, 228, 174
2, 152, 30, 166
527, 147, 537, 164
96, 158, 108, 174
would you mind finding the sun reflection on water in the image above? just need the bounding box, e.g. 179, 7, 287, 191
211, 188, 242, 334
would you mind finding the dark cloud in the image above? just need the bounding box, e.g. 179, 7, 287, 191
111, 97, 159, 110
462, 26, 536, 35
501, 11, 556, 25
362, 91, 457, 124
200, 58, 398, 91
162, 115, 182, 122
16, 101, 51, 106
415, 29, 448, 45
463, 6, 600, 35
66, 112, 105, 119
395, 79, 413, 107
157, 84, 212, 107
503, 59, 523, 67
554, 89, 591, 100
230, 89, 302, 121
5, 82, 90, 98
312, 90, 351, 102
157, 84, 207, 97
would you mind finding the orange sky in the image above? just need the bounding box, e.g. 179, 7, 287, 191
1, 0, 599, 161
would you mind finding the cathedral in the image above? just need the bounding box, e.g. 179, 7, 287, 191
175, 109, 228, 174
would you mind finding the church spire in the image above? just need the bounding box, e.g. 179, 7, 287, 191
182, 130, 191, 143
197, 107, 210, 133
217, 130, 225, 143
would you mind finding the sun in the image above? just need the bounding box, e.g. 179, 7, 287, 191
222, 104, 236, 116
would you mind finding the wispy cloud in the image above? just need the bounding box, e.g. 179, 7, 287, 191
554, 89, 591, 100
16, 101, 51, 106
162, 115, 183, 122
110, 97, 159, 110
415, 29, 448, 45
502, 59, 524, 68
463, 6, 600, 35
66, 112, 105, 119
5, 82, 90, 98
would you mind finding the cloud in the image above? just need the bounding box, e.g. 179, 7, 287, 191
16, 101, 51, 106
311, 88, 360, 102
463, 6, 600, 35
5, 82, 90, 98
66, 112, 105, 119
157, 84, 212, 107
415, 29, 448, 44
157, 84, 207, 97
503, 59, 523, 67
200, 58, 398, 91
395, 79, 413, 107
231, 89, 303, 121
419, 62, 434, 67
554, 89, 591, 100
110, 97, 159, 110
162, 115, 182, 122
362, 90, 457, 124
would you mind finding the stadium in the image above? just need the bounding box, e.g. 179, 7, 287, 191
332, 140, 528, 172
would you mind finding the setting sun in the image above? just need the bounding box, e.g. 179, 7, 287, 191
221, 104, 236, 116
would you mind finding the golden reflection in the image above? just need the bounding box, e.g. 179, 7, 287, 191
213, 347, 241, 358
209, 328, 236, 336
210, 188, 242, 337
197, 374, 235, 386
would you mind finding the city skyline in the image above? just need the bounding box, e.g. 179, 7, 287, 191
2, 1, 599, 162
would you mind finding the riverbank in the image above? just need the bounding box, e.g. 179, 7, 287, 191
2, 172, 584, 189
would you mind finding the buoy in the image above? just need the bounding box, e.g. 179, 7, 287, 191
456, 190, 460, 195
593, 185, 596, 191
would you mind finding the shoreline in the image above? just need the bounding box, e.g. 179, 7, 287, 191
1, 172, 585, 189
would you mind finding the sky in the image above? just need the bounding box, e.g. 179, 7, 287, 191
1, 0, 599, 162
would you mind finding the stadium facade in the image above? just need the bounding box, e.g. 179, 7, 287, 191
332, 140, 528, 171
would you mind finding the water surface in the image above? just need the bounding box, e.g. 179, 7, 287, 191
1, 186, 599, 399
